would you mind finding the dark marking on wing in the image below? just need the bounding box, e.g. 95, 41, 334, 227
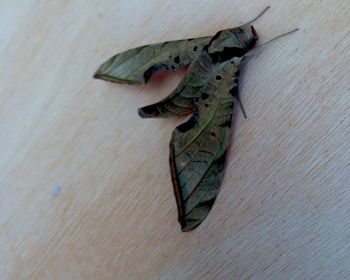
201, 92, 209, 100
214, 151, 227, 173
209, 47, 246, 64
229, 86, 239, 98
202, 31, 222, 52
138, 103, 160, 118
143, 64, 167, 83
219, 119, 232, 128
176, 109, 199, 133
208, 31, 222, 45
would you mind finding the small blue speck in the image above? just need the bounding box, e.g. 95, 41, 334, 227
52, 185, 62, 197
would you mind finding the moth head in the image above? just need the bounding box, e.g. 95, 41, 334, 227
206, 25, 258, 61
235, 23, 259, 50
206, 6, 270, 57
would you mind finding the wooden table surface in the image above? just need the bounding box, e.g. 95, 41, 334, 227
1, 1, 349, 279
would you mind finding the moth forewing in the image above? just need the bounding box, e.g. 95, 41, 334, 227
169, 59, 241, 231
93, 36, 211, 85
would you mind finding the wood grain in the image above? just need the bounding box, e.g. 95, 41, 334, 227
0, 1, 349, 279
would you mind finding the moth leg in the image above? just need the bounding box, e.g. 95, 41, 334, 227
230, 86, 247, 119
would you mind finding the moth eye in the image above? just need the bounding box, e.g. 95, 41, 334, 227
216, 75, 222, 80
174, 56, 180, 63
210, 132, 217, 137
193, 46, 198, 51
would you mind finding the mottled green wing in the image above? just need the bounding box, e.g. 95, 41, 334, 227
169, 59, 240, 232
94, 37, 211, 85
138, 50, 216, 118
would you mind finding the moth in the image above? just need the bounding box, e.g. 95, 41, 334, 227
94, 7, 298, 231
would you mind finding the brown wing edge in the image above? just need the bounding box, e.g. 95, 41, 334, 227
169, 135, 186, 230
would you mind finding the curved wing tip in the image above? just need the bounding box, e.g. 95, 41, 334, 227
179, 219, 202, 232
93, 72, 100, 79
138, 105, 159, 118
93, 71, 143, 85
93, 70, 109, 81
138, 108, 150, 118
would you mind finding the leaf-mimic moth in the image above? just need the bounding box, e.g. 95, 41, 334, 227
94, 7, 298, 232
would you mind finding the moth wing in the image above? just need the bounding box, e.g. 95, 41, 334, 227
170, 102, 232, 232
94, 37, 211, 85
138, 50, 215, 118
169, 60, 239, 231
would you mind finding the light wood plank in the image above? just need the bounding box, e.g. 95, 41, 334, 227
0, 1, 349, 279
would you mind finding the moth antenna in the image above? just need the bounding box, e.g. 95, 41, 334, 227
245, 28, 299, 57
247, 6, 270, 24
